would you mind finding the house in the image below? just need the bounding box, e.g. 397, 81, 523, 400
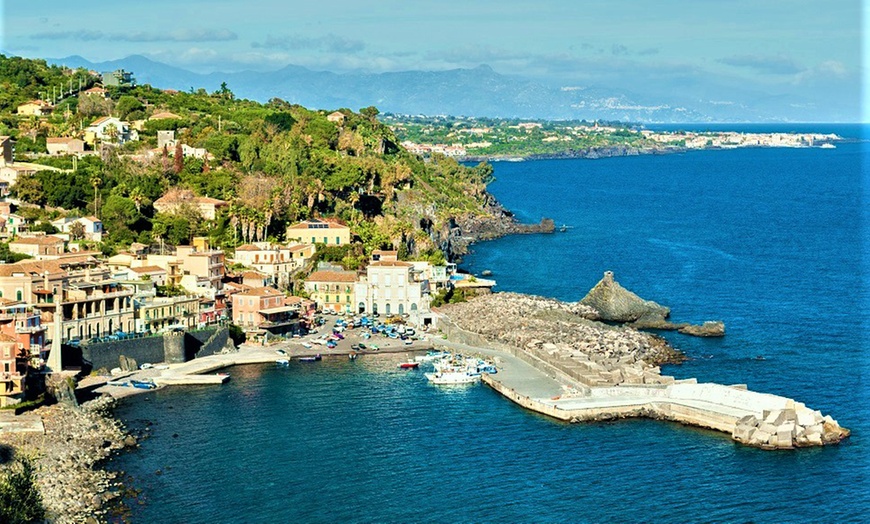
153, 189, 227, 220
51, 216, 104, 241
327, 111, 346, 124
101, 69, 133, 87
176, 238, 226, 292
85, 116, 137, 145
286, 219, 351, 246
0, 164, 40, 195
46, 137, 86, 156
16, 100, 53, 117
0, 258, 136, 343
232, 286, 301, 337
149, 111, 181, 121
354, 259, 430, 323
157, 130, 175, 149
0, 213, 28, 236
135, 295, 200, 334
82, 86, 107, 98
8, 235, 65, 259
304, 270, 358, 314
232, 242, 315, 289
0, 332, 26, 407
0, 300, 45, 369
240, 270, 269, 288
128, 265, 168, 287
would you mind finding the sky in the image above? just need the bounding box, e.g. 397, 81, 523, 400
1, 0, 866, 121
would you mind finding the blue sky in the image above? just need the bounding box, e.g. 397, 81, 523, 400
1, 0, 865, 120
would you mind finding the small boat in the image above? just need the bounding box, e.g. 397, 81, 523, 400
398, 361, 419, 369
414, 351, 449, 363
349, 352, 358, 360
425, 371, 480, 385
130, 379, 157, 390
106, 380, 130, 387
276, 359, 290, 366
298, 354, 322, 362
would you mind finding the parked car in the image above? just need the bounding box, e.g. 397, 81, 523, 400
357, 343, 367, 350
326, 341, 337, 349
302, 342, 313, 349
276, 349, 288, 356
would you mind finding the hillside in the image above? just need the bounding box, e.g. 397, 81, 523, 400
0, 54, 509, 265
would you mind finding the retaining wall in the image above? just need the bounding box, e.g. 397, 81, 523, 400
77, 327, 230, 371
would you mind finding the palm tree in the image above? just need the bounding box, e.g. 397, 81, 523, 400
90, 175, 102, 218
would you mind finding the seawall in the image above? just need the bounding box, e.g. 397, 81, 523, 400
79, 327, 231, 371
437, 314, 849, 450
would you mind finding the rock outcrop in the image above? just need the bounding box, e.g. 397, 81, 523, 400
580, 271, 725, 337
732, 406, 850, 449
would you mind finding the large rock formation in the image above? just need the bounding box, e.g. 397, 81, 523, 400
580, 271, 670, 323
580, 271, 725, 337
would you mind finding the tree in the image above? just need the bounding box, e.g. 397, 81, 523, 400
0, 455, 45, 524
69, 220, 85, 241
115, 95, 144, 120
360, 106, 380, 121
174, 141, 184, 174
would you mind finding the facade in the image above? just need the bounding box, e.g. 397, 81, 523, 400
82, 86, 107, 98
85, 116, 137, 145
154, 189, 227, 220
354, 260, 429, 323
135, 295, 200, 334
51, 216, 103, 242
128, 265, 167, 286
101, 69, 133, 87
326, 111, 346, 124
0, 136, 11, 166
304, 270, 358, 314
177, 238, 225, 292
16, 100, 52, 117
232, 286, 301, 336
46, 137, 86, 156
0, 300, 45, 368
0, 333, 25, 407
8, 235, 65, 259
233, 242, 316, 288
0, 213, 28, 236
286, 219, 351, 246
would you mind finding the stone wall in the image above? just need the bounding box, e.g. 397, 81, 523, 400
80, 337, 165, 372
77, 327, 231, 371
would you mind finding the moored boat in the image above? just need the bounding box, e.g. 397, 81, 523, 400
130, 379, 157, 390
276, 359, 290, 366
298, 354, 322, 362
398, 361, 419, 369
425, 371, 480, 385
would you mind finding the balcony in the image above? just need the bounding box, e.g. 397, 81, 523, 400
15, 325, 45, 334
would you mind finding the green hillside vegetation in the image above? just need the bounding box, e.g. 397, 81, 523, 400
0, 54, 496, 261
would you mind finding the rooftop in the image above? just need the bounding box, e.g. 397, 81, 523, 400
306, 270, 358, 283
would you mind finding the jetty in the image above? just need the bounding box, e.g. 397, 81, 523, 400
434, 295, 849, 451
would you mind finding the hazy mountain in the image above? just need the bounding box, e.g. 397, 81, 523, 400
50, 55, 819, 123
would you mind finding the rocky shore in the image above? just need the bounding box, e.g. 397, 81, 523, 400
0, 393, 134, 523
438, 291, 685, 388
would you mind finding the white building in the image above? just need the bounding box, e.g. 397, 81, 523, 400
354, 260, 430, 324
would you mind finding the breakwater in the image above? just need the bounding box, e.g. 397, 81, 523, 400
435, 294, 849, 450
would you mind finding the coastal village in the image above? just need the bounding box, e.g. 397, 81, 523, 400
0, 57, 852, 523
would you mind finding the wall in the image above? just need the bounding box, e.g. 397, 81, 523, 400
77, 327, 230, 371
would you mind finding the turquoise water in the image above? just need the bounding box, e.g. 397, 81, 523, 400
109, 125, 868, 522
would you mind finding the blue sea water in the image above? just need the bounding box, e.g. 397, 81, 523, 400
108, 124, 869, 522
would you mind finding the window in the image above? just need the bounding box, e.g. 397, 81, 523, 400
385, 304, 391, 315
336, 236, 340, 245
346, 295, 350, 303
16, 290, 22, 301
398, 304, 404, 315
323, 236, 328, 244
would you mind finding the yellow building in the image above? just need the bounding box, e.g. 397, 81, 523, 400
304, 270, 357, 314
286, 219, 351, 246
16, 100, 53, 117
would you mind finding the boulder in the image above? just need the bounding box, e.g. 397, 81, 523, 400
580, 271, 671, 323
678, 321, 726, 337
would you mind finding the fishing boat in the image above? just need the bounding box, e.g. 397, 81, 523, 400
349, 352, 358, 360
414, 351, 449, 363
298, 354, 322, 362
425, 370, 480, 385
398, 361, 419, 369
276, 359, 290, 366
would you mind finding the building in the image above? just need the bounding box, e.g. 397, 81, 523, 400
82, 86, 107, 98
0, 212, 29, 236
177, 238, 225, 292
326, 111, 346, 124
16, 100, 53, 117
232, 286, 301, 337
51, 216, 104, 242
153, 189, 227, 220
0, 300, 45, 369
101, 69, 133, 87
0, 332, 26, 407
127, 265, 167, 286
85, 116, 137, 145
149, 111, 181, 121
286, 219, 351, 246
135, 295, 200, 334
157, 130, 175, 149
304, 270, 358, 314
354, 259, 430, 323
46, 137, 86, 156
232, 242, 316, 289
8, 235, 65, 259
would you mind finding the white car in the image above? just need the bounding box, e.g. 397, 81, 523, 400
302, 342, 313, 349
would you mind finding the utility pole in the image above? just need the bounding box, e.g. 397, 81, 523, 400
218, 115, 222, 132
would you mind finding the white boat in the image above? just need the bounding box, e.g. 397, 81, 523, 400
425, 371, 481, 385
414, 351, 449, 363
276, 359, 290, 366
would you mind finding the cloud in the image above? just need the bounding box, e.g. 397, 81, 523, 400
611, 44, 628, 56
716, 54, 803, 75
252, 34, 365, 54
30, 28, 238, 43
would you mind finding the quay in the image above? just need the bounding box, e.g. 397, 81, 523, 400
431, 330, 849, 451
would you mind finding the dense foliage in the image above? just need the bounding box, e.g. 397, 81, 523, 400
0, 455, 45, 524
1, 55, 496, 260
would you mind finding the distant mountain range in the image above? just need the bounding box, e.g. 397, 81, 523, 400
48, 55, 833, 123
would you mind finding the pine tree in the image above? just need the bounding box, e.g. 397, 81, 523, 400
174, 141, 184, 174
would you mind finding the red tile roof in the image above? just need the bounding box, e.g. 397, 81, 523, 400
306, 270, 357, 283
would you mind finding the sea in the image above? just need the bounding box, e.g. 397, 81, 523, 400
107, 123, 869, 523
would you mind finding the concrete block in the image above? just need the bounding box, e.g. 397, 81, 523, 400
758, 422, 778, 435
805, 424, 823, 435
796, 409, 817, 427
764, 410, 787, 425
737, 414, 758, 427
776, 429, 795, 448
752, 430, 771, 445
806, 433, 823, 446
